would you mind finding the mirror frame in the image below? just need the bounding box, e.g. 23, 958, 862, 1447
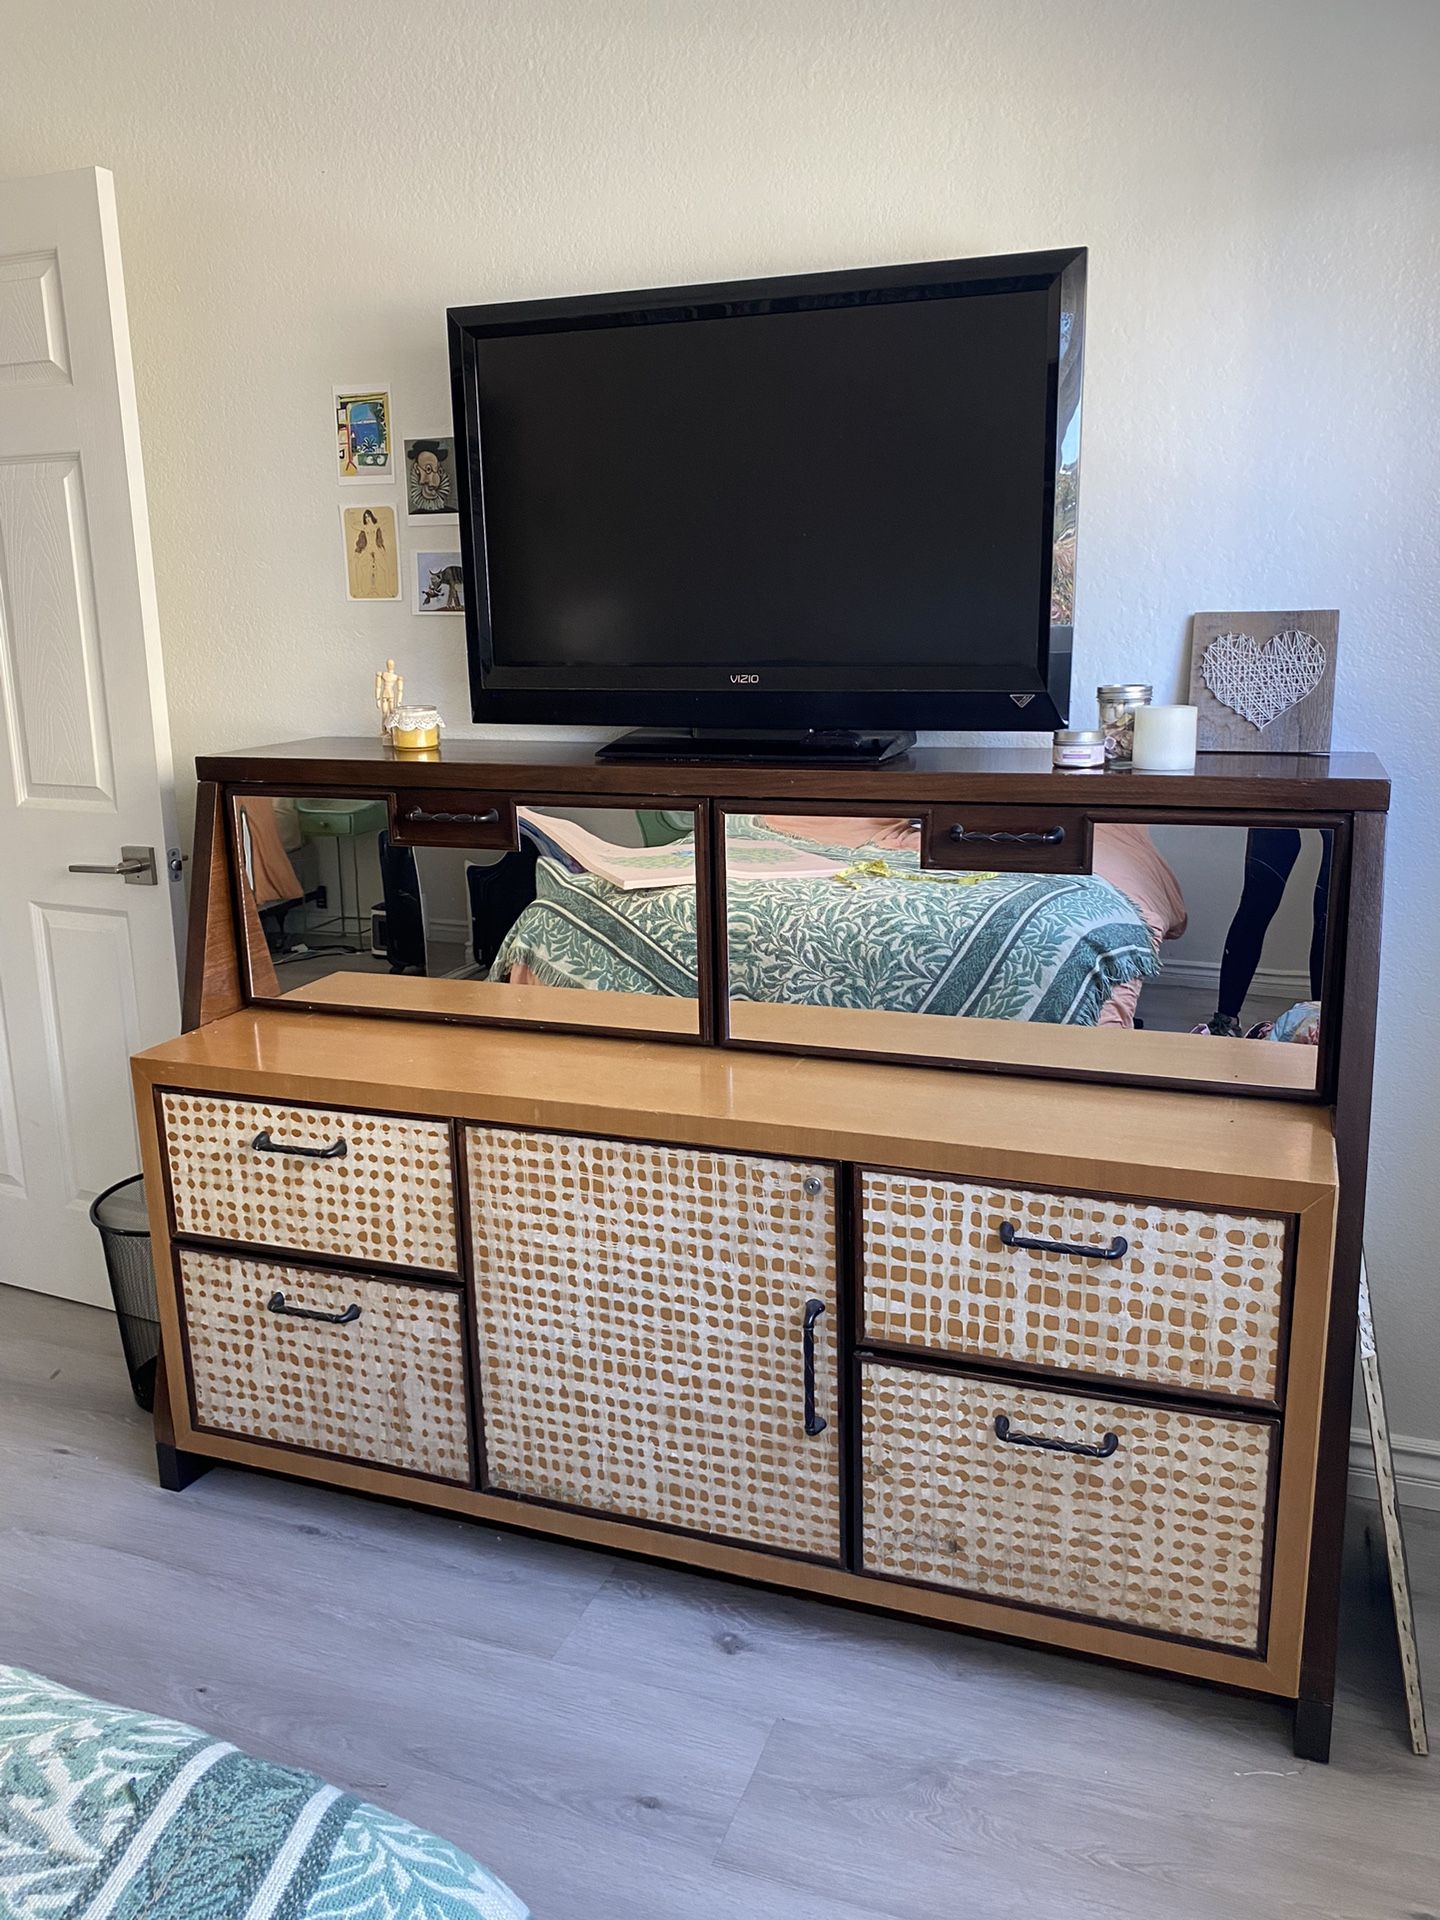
709, 800, 1347, 1101
226, 784, 716, 1045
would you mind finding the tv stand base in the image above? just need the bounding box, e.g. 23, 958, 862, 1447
596, 727, 917, 766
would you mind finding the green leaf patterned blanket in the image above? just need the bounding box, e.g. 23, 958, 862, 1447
0, 1666, 529, 1920
492, 815, 1160, 1026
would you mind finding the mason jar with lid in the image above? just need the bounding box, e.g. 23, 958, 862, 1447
1097, 684, 1153, 766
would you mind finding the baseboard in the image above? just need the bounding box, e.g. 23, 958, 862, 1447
1154, 959, 1312, 1001
1349, 1426, 1440, 1511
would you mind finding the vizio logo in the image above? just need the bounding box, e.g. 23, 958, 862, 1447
729, 672, 761, 685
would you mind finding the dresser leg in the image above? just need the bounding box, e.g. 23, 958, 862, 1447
1292, 1695, 1333, 1763
156, 1441, 212, 1492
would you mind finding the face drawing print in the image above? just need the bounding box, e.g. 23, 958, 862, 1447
406, 437, 455, 517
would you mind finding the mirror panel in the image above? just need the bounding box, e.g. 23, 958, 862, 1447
722, 811, 1330, 1092
234, 795, 701, 1036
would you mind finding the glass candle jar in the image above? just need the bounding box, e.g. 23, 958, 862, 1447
1097, 684, 1153, 766
388, 704, 443, 753
1131, 703, 1199, 772
1052, 728, 1106, 769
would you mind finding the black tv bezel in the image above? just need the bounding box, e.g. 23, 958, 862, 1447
448, 247, 1085, 733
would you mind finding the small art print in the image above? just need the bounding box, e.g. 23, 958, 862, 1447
405, 436, 456, 518
414, 549, 464, 615
336, 387, 394, 481
341, 503, 400, 601
1188, 609, 1338, 755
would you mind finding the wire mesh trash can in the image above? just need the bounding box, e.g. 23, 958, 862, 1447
89, 1175, 160, 1411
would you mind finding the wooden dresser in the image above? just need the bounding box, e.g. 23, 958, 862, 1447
132, 742, 1388, 1760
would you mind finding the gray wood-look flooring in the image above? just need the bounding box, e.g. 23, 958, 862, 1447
1, 1281, 1435, 1920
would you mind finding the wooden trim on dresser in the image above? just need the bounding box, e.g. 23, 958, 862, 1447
1294, 807, 1386, 1761
138, 1417, 1307, 1698
133, 1014, 1342, 1214
453, 1124, 489, 1493
194, 739, 1392, 813
181, 781, 245, 1032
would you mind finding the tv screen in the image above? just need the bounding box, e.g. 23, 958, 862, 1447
449, 249, 1083, 736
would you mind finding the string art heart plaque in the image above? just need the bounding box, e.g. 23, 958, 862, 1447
1202, 628, 1326, 730
1187, 609, 1338, 753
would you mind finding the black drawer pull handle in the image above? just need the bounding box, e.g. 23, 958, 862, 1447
406, 807, 500, 827
251, 1129, 347, 1160
998, 1220, 1128, 1261
802, 1297, 828, 1437
266, 1291, 360, 1326
949, 825, 1066, 847
994, 1413, 1119, 1460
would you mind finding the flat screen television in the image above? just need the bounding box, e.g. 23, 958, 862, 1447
448, 247, 1084, 762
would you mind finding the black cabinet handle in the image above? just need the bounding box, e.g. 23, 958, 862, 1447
266, 1290, 360, 1326
949, 825, 1066, 847
406, 807, 500, 827
994, 1413, 1119, 1459
998, 1220, 1128, 1261
251, 1129, 347, 1160
802, 1298, 828, 1437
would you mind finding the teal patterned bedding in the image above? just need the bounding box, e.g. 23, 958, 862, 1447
0, 1665, 528, 1920
491, 815, 1160, 1026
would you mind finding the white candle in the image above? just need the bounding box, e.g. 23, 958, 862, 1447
1131, 703, 1198, 772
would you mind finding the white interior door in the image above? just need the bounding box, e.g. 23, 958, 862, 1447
0, 167, 182, 1306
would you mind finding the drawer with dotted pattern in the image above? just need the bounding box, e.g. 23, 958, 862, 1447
859, 1171, 1289, 1405
178, 1247, 470, 1481
160, 1091, 457, 1272
860, 1361, 1276, 1650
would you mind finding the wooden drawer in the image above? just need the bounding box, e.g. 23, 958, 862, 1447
177, 1248, 471, 1482
860, 1172, 1289, 1405
388, 790, 517, 849
923, 806, 1092, 873
161, 1092, 457, 1272
860, 1363, 1275, 1650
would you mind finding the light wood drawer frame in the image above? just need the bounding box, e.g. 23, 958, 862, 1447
856, 1168, 1294, 1409
159, 1088, 459, 1274
174, 1244, 473, 1484
856, 1355, 1281, 1654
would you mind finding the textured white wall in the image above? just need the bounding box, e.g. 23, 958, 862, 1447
3, 0, 1438, 1450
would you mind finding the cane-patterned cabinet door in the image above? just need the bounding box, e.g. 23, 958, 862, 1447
860, 1362, 1276, 1651
860, 1173, 1289, 1405
466, 1126, 841, 1559
161, 1092, 457, 1272
178, 1248, 471, 1482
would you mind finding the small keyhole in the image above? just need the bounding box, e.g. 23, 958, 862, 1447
801, 1176, 822, 1197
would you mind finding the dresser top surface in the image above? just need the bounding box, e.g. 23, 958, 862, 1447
196, 737, 1390, 811
135, 1010, 1339, 1209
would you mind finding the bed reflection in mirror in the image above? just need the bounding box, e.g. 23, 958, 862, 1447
720, 813, 1330, 1091
232, 795, 701, 1036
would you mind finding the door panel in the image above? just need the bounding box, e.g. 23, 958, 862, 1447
0, 168, 181, 1304
31, 902, 141, 1202
0, 454, 113, 805
467, 1125, 841, 1558
0, 249, 70, 384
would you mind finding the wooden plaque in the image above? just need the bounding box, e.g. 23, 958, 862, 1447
1188, 610, 1338, 754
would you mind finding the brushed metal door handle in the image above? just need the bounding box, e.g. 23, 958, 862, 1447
67, 846, 159, 886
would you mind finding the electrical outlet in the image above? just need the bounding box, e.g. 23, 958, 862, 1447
311, 884, 328, 910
